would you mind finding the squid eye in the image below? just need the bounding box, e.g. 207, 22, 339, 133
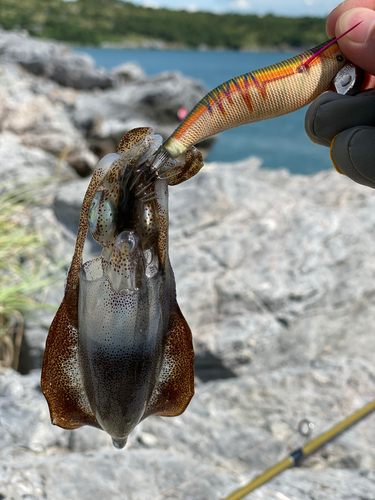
89, 191, 116, 246
336, 55, 344, 62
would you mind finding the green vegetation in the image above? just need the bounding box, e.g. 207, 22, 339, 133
0, 185, 55, 370
0, 0, 327, 49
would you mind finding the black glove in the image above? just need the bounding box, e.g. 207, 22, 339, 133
305, 90, 375, 188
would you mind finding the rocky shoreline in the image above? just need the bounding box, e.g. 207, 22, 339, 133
98, 39, 294, 53
1, 31, 375, 500
0, 29, 210, 176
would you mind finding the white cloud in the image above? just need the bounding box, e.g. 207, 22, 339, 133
184, 4, 198, 11
142, 0, 160, 8
229, 0, 251, 9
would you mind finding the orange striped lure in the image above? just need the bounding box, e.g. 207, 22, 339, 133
155, 22, 362, 160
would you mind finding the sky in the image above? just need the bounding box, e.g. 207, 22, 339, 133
134, 0, 342, 17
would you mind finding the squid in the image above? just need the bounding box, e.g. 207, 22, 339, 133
42, 23, 362, 448
42, 128, 203, 448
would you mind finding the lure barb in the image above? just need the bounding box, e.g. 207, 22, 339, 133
151, 22, 362, 168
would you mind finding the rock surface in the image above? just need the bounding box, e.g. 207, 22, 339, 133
1, 29, 375, 500
0, 31, 113, 90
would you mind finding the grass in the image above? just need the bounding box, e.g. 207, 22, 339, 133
0, 183, 56, 370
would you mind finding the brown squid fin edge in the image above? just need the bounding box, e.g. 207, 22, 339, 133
144, 305, 194, 418
41, 293, 101, 430
41, 157, 111, 431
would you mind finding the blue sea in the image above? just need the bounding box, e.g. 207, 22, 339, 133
74, 47, 332, 175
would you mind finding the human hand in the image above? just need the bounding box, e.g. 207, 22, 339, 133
305, 0, 375, 188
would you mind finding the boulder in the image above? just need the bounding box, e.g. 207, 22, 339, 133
0, 30, 113, 90
0, 133, 75, 188
0, 31, 213, 162
0, 63, 99, 176
168, 159, 375, 379
111, 62, 146, 83
2, 157, 375, 499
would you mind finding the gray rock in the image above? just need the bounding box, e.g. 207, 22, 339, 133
0, 30, 113, 90
2, 158, 375, 499
0, 64, 98, 176
0, 133, 75, 189
0, 31, 213, 162
1, 353, 375, 499
268, 469, 375, 500
0, 369, 69, 455
18, 319, 50, 375
52, 178, 90, 233
167, 159, 375, 378
111, 62, 146, 83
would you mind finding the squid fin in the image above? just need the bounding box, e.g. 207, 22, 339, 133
144, 305, 194, 418
41, 293, 101, 430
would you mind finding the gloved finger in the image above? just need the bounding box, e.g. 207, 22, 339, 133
330, 125, 375, 188
305, 89, 375, 147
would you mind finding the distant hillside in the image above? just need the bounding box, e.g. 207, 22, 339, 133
0, 0, 327, 49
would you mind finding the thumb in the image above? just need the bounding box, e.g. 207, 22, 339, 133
335, 8, 375, 76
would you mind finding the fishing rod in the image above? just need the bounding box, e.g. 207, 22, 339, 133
222, 398, 375, 500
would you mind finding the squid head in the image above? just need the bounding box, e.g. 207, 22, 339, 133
41, 128, 195, 449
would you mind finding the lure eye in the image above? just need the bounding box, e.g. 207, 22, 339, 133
336, 55, 344, 62
89, 190, 117, 246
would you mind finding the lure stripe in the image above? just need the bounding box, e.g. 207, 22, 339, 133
223, 80, 233, 104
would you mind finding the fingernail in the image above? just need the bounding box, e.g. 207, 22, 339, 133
339, 9, 375, 43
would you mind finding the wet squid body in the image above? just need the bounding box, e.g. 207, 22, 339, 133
42, 128, 203, 448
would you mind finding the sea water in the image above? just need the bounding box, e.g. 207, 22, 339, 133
74, 47, 333, 175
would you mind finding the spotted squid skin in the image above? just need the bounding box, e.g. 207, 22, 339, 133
41, 128, 195, 449
163, 39, 347, 158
